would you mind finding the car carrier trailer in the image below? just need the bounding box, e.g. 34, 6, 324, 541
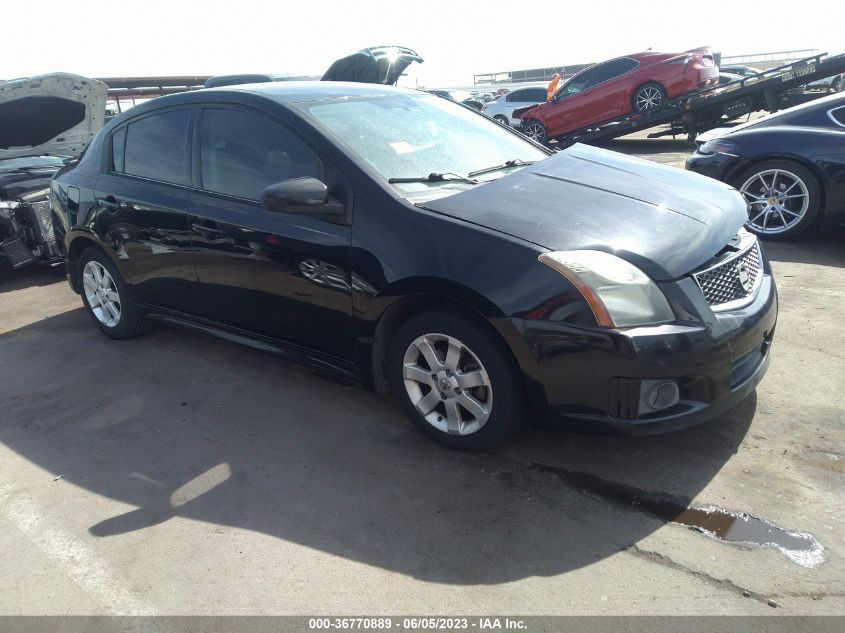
518, 52, 845, 146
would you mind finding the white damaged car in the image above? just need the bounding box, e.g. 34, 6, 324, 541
0, 73, 107, 275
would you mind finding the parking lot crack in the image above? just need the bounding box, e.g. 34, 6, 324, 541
625, 544, 773, 607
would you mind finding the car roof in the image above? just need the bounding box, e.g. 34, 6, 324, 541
723, 91, 845, 135
195, 81, 420, 105
103, 81, 431, 128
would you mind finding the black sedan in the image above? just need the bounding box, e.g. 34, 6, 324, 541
52, 82, 777, 449
686, 92, 845, 240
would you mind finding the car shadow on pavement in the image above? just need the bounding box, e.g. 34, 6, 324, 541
0, 265, 67, 293
0, 310, 756, 585
761, 225, 845, 268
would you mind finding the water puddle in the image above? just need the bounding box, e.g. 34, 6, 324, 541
673, 505, 824, 568
528, 461, 825, 567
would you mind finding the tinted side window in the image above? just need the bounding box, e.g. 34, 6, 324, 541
525, 88, 548, 102
200, 108, 320, 200
597, 58, 639, 83
124, 110, 191, 185
506, 90, 527, 102
556, 68, 600, 98
111, 126, 126, 172
830, 107, 845, 126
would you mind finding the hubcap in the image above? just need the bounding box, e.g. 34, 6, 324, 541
402, 333, 492, 436
636, 86, 663, 112
82, 261, 121, 327
739, 169, 810, 235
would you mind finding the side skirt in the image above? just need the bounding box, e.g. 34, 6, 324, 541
139, 304, 360, 383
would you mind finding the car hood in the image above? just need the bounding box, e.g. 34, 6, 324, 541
0, 73, 108, 160
417, 144, 747, 281
322, 46, 423, 86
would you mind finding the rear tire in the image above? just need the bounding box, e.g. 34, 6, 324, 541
77, 246, 152, 339
493, 115, 509, 127
734, 160, 821, 240
388, 309, 526, 450
632, 82, 667, 114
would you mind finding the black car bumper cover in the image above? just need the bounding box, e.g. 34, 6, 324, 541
685, 151, 742, 181
493, 274, 778, 435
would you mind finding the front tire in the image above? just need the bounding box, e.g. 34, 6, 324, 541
77, 246, 152, 339
735, 160, 821, 240
388, 309, 526, 450
522, 119, 548, 144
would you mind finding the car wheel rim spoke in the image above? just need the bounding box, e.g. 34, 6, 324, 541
638, 88, 661, 111
82, 261, 121, 327
740, 169, 809, 234
444, 400, 462, 435
402, 333, 493, 436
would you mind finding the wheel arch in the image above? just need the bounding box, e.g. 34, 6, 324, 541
66, 231, 118, 294
363, 279, 515, 397
725, 154, 827, 219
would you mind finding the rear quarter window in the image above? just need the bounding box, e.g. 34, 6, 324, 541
829, 106, 845, 127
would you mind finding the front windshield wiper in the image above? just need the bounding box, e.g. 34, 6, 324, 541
388, 172, 479, 185
467, 159, 537, 178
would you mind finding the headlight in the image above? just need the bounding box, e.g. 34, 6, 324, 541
698, 139, 740, 155
538, 250, 675, 328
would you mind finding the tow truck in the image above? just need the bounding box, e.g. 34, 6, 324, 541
514, 51, 845, 145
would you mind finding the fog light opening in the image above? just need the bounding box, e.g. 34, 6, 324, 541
639, 379, 680, 415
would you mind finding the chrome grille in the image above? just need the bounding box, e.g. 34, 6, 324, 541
693, 241, 763, 311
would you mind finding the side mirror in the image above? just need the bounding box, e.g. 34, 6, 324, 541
260, 177, 345, 216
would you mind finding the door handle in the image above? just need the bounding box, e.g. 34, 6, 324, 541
191, 222, 224, 239
97, 196, 120, 211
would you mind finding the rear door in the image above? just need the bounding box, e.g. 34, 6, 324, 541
188, 106, 354, 361
93, 107, 199, 311
590, 58, 640, 118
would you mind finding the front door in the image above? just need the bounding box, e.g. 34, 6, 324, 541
188, 107, 354, 361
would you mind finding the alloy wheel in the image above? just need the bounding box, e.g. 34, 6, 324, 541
82, 261, 121, 327
635, 86, 663, 112
523, 121, 547, 143
402, 333, 492, 436
739, 169, 810, 235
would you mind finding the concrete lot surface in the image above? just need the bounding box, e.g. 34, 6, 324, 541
0, 136, 843, 616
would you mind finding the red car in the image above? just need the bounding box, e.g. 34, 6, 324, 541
516, 48, 719, 143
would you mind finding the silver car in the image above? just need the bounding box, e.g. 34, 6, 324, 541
481, 85, 548, 126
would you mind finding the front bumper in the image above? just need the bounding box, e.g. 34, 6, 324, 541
685, 150, 741, 181
493, 272, 778, 435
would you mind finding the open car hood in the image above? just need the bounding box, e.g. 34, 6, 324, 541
0, 73, 108, 160
322, 46, 423, 86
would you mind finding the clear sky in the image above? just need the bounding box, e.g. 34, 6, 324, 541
3, 0, 839, 87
